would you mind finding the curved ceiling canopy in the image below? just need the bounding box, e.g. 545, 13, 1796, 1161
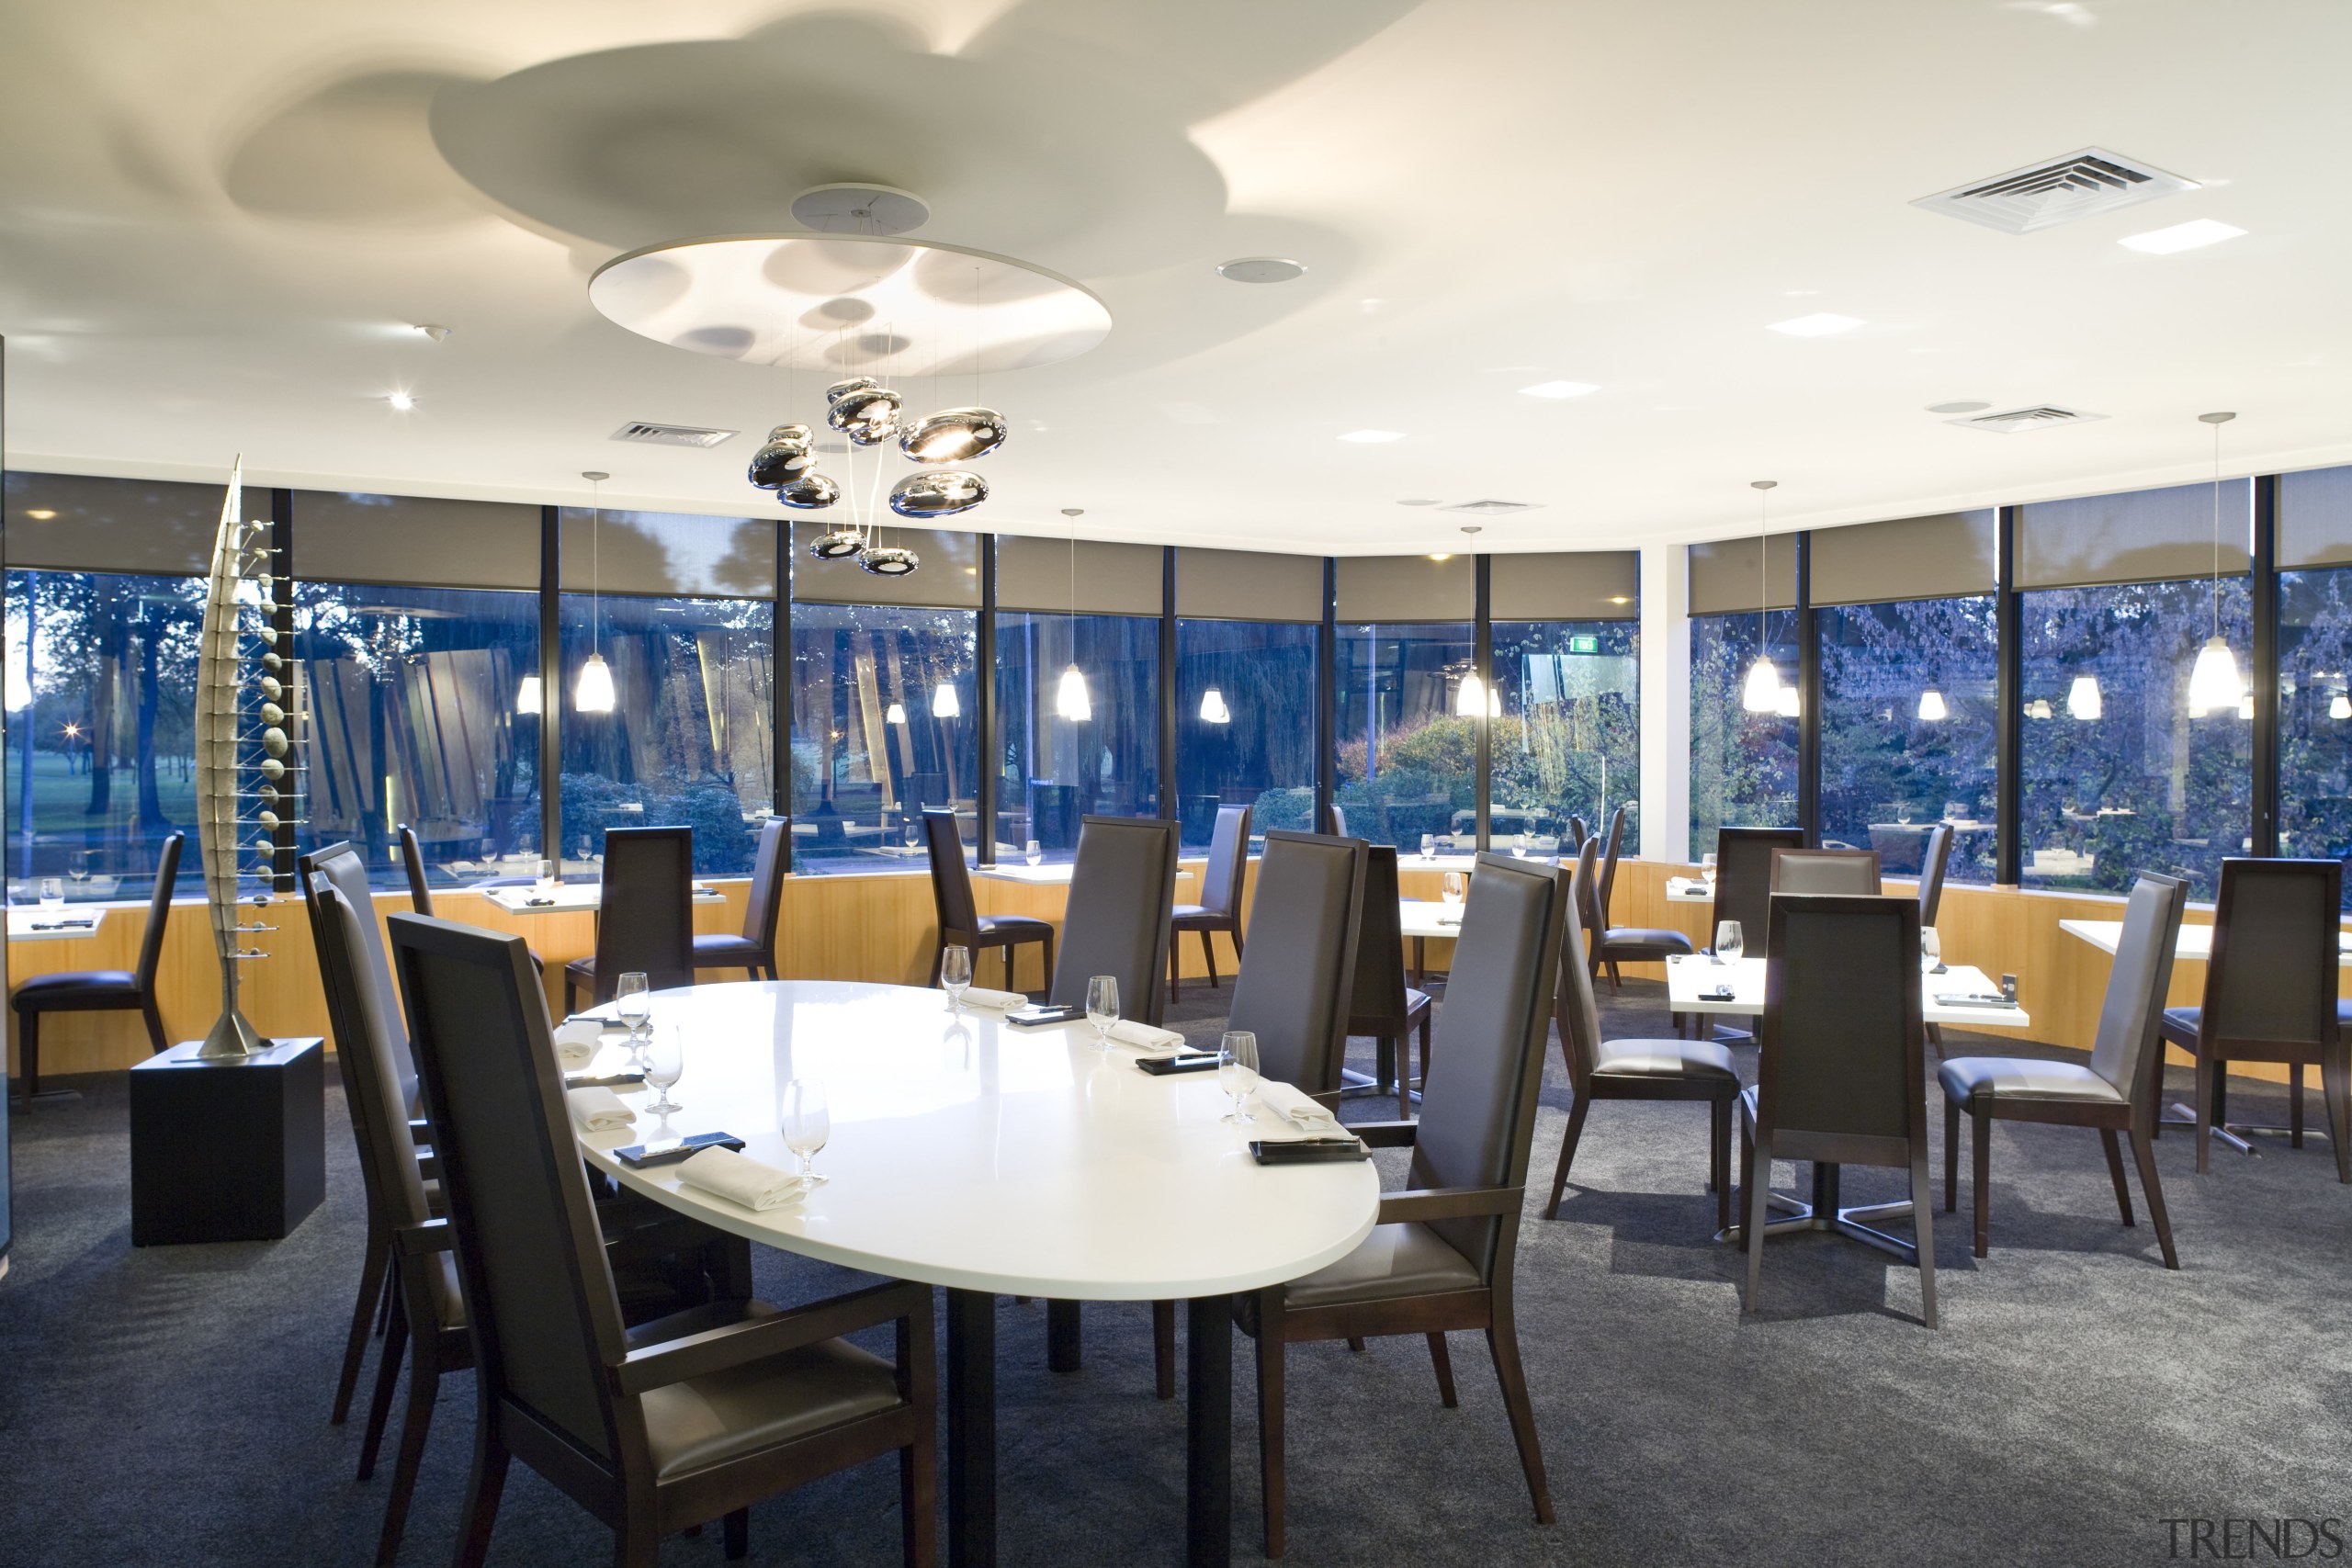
588, 233, 1113, 375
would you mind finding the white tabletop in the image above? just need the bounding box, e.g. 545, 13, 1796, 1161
575, 981, 1381, 1300
1665, 955, 2032, 1030
2059, 918, 2352, 965
483, 882, 727, 914
1398, 897, 1468, 942
971, 861, 1195, 887
1664, 877, 1714, 903
6, 908, 107, 942
1393, 852, 1487, 875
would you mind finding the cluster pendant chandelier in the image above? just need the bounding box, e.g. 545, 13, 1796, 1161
2186, 412, 2245, 717
1739, 480, 1797, 716
753, 382, 1006, 579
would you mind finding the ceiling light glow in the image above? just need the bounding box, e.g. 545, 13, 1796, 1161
2119, 219, 2247, 255
386, 391, 415, 411
1767, 313, 1864, 337
1340, 429, 1404, 444
1519, 381, 1600, 400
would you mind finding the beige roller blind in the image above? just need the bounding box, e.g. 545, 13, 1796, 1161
1810, 511, 1996, 605
995, 535, 1164, 615
300, 491, 541, 591
1174, 547, 1324, 621
2279, 465, 2352, 569
2018, 479, 2250, 589
1335, 554, 1474, 623
1688, 536, 1798, 615
6, 471, 240, 576
560, 509, 775, 598
1487, 551, 1639, 620
789, 524, 980, 608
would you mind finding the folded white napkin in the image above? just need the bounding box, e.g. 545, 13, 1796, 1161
956, 987, 1027, 1010
567, 1086, 636, 1133
676, 1146, 806, 1212
1106, 1019, 1187, 1053
1257, 1080, 1340, 1131
553, 1018, 605, 1068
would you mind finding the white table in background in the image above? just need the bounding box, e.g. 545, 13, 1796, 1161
480, 882, 727, 916
578, 980, 1377, 1568
1664, 877, 1714, 904
2059, 919, 2352, 964
1664, 955, 2033, 1032
971, 861, 1195, 889
7, 908, 108, 942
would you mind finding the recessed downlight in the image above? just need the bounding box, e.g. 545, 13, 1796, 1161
1396, 498, 1442, 507
1768, 312, 1864, 337
1927, 400, 1991, 414
386, 391, 415, 411
1340, 429, 1403, 444
1217, 256, 1306, 284
1520, 380, 1600, 400
2119, 219, 2247, 254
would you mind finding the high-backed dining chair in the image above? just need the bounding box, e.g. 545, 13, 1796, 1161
1566, 816, 1589, 854
1582, 832, 1695, 988
922, 808, 1053, 995
1593, 807, 1629, 930
562, 825, 695, 1012
1914, 825, 1954, 1054
1170, 804, 1250, 1001
385, 911, 939, 1568
1940, 874, 2188, 1267
2156, 857, 2347, 1181
312, 884, 745, 1565
1768, 848, 1883, 896
1712, 827, 1805, 956
12, 831, 182, 1104
1739, 891, 1937, 1327
1346, 846, 1434, 1116
401, 823, 545, 975
1546, 852, 1738, 1228
1237, 852, 1567, 1557
694, 817, 789, 980
1047, 815, 1179, 1027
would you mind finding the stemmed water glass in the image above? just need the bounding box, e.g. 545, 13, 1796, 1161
642, 1025, 685, 1117
1700, 852, 1718, 891
941, 945, 972, 1013
782, 1078, 831, 1187
1420, 833, 1436, 859
1713, 919, 1744, 966
1921, 926, 1944, 974
1023, 839, 1043, 868
614, 972, 651, 1064
67, 852, 90, 900
1512, 832, 1528, 858
1441, 871, 1465, 908
1217, 1031, 1261, 1125
1085, 975, 1119, 1051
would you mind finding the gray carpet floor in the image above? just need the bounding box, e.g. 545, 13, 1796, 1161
3, 979, 2348, 1568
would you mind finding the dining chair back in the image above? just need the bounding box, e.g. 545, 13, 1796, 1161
1567, 816, 1589, 854
300, 840, 418, 1114
396, 824, 435, 915
1594, 807, 1628, 923
1713, 827, 1805, 953
2091, 874, 2192, 1101
1554, 891, 1605, 1090
133, 830, 185, 998
1198, 806, 1250, 920
1226, 830, 1368, 1099
692, 817, 789, 979
1050, 815, 1180, 1025
1769, 848, 1883, 896
1916, 825, 1953, 926
922, 807, 982, 941
2200, 857, 2339, 1057
585, 825, 695, 1002
1570, 836, 1605, 975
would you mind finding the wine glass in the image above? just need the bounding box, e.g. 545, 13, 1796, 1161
1921, 926, 1943, 974
614, 972, 651, 1062
1713, 919, 1744, 966
1420, 832, 1436, 860
1512, 832, 1528, 858
904, 819, 920, 850
1217, 1031, 1261, 1125
1701, 852, 1718, 891
1085, 975, 1119, 1050
782, 1078, 831, 1186
1023, 839, 1042, 868
67, 851, 90, 899
536, 858, 558, 892
1441, 871, 1465, 907
642, 1025, 685, 1117
941, 944, 972, 1013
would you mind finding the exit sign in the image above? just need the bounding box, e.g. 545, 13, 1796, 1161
1566, 635, 1600, 654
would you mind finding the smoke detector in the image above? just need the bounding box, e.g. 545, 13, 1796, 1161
1913, 147, 2197, 234
789, 183, 930, 235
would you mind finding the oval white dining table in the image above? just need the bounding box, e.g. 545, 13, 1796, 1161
572, 980, 1381, 1568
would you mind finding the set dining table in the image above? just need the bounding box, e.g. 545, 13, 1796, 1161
571, 979, 1379, 1568
6, 908, 109, 942
481, 880, 728, 915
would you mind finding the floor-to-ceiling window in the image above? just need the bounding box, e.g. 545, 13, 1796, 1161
2276, 465, 2352, 906
790, 602, 978, 874
1331, 555, 1476, 851
2018, 481, 2253, 899
1171, 548, 1324, 852
1487, 550, 1640, 854
1688, 536, 1799, 860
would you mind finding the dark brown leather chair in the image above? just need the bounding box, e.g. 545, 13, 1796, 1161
385, 910, 938, 1568
1047, 815, 1180, 1027
562, 825, 696, 1012
694, 817, 788, 980
1738, 892, 1938, 1326
923, 808, 1052, 995
12, 830, 182, 1103
1712, 826, 1805, 957
1581, 830, 1694, 988
1566, 816, 1589, 853
1916, 824, 1953, 925
1346, 846, 1433, 1116
401, 822, 544, 974
1238, 852, 1567, 1557
2157, 857, 2348, 1181
1768, 847, 1882, 895
1546, 851, 1738, 1228
1941, 874, 2188, 1267
1170, 804, 1250, 1001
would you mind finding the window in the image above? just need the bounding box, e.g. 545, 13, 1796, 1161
1689, 610, 1800, 860
293, 583, 541, 888
1816, 596, 1999, 884
994, 611, 1160, 860
1488, 619, 1638, 854
789, 602, 978, 874
1333, 621, 1476, 852
2278, 568, 2352, 901
1174, 618, 1318, 852
6, 570, 204, 902
557, 593, 775, 877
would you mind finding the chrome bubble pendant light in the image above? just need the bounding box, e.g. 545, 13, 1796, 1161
900, 407, 1007, 465
889, 469, 989, 519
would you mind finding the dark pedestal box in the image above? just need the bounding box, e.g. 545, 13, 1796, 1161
129, 1038, 325, 1246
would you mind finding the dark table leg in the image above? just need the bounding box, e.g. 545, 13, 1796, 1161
1046, 1299, 1082, 1372
1185, 1294, 1233, 1568
945, 1288, 996, 1568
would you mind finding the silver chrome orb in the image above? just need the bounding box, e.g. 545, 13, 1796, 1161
827, 384, 903, 446
888, 469, 988, 518
825, 378, 879, 404
767, 423, 813, 444
808, 528, 865, 560
748, 437, 814, 490
777, 472, 842, 511
858, 545, 921, 577
900, 407, 1007, 465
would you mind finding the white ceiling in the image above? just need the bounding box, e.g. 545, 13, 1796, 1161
3, 0, 2349, 556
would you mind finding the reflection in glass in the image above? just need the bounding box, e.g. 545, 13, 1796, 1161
2277, 567, 2352, 907
1489, 619, 1638, 857
1176, 619, 1317, 852
1334, 622, 1476, 852
1690, 611, 1799, 860
996, 612, 1159, 863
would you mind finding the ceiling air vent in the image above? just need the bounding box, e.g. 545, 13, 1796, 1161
1912, 147, 2197, 235
1440, 500, 1540, 515
610, 421, 738, 448
1947, 405, 2108, 434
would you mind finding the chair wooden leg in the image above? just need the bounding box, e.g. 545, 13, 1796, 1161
1713, 1093, 1733, 1232
1542, 1095, 1589, 1221
453, 1423, 510, 1568
2324, 1043, 2352, 1185
1971, 1105, 1991, 1259
2129, 1122, 2179, 1269
723, 1506, 750, 1560
1255, 1291, 1286, 1560
1346, 1337, 1366, 1353
1742, 1125, 1770, 1314
1168, 938, 1181, 1005
615, 1511, 661, 1568
333, 1224, 390, 1424
375, 1339, 439, 1567
1909, 1145, 1939, 1331
1426, 1331, 1457, 1407
561, 974, 578, 1016
2194, 1055, 2218, 1175
1231, 926, 1243, 963
1152, 1300, 1177, 1401
900, 1421, 940, 1568
1204, 931, 1220, 990
1605, 959, 1623, 992
2098, 1128, 2135, 1226
356, 1283, 406, 1481
16, 1010, 37, 1103
1040, 930, 1056, 997
1485, 1314, 1554, 1524
2290, 1062, 2305, 1147
140, 997, 167, 1055
1926, 1021, 1945, 1060
1943, 1095, 1960, 1213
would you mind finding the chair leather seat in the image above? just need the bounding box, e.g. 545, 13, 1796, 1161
1939, 1055, 2123, 1105
2340, 998, 2352, 1030
632, 1303, 902, 1481
2159, 1006, 2202, 1048
692, 933, 763, 964
565, 955, 595, 981
12, 970, 141, 1008
1601, 928, 1696, 955
1171, 904, 1234, 925
976, 913, 1052, 938
1280, 1222, 1481, 1310
1596, 1037, 1736, 1079
1405, 987, 1432, 1019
